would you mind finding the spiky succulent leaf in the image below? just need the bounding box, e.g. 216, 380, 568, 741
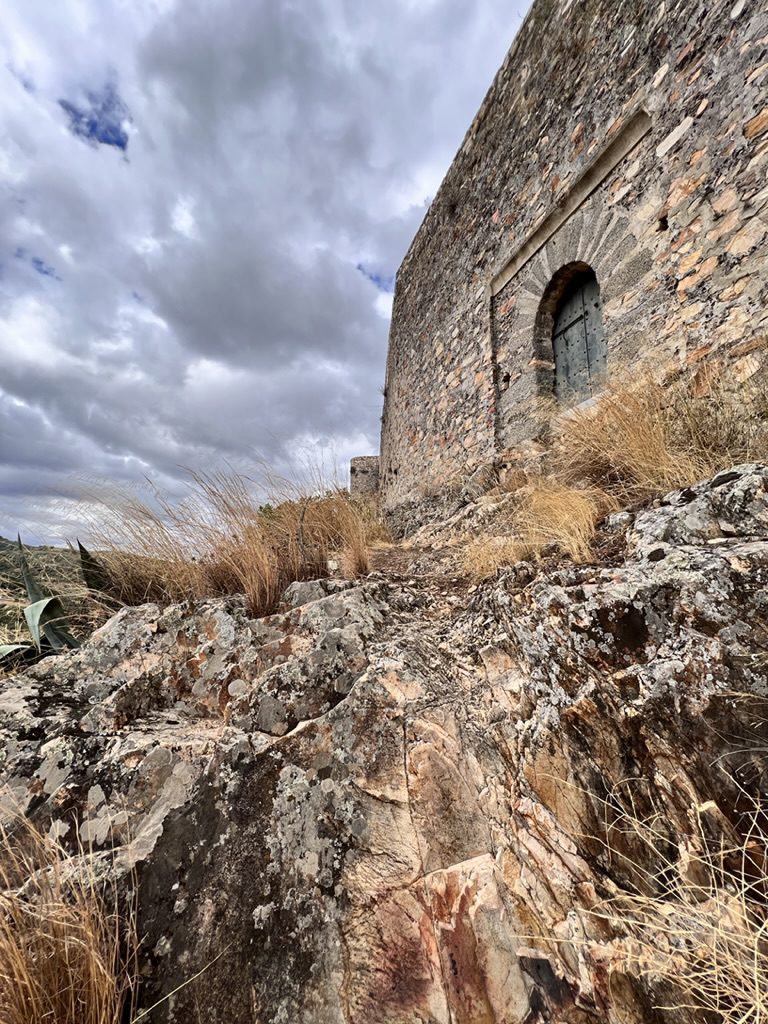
78, 540, 109, 589
16, 536, 46, 604
0, 643, 31, 661
24, 597, 79, 652
77, 540, 112, 595
77, 541, 121, 611
42, 618, 80, 651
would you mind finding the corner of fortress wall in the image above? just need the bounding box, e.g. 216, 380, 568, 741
371, 0, 768, 510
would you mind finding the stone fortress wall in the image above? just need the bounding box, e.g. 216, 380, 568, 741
375, 0, 768, 509
349, 455, 380, 499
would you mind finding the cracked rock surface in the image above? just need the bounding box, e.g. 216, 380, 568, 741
1, 466, 768, 1022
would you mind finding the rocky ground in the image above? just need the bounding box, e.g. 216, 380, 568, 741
1, 464, 767, 1023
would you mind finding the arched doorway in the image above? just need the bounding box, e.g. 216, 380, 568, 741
551, 268, 606, 401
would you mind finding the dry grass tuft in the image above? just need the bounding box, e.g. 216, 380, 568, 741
460, 367, 768, 572
587, 781, 768, 1023
549, 367, 768, 502
460, 482, 616, 576
0, 815, 137, 1024
0, 614, 26, 648
353, 497, 392, 547
511, 482, 617, 563
80, 472, 378, 618
460, 535, 528, 582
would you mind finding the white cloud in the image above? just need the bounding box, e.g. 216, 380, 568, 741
375, 292, 394, 320
171, 196, 196, 238
0, 0, 528, 539
0, 296, 63, 365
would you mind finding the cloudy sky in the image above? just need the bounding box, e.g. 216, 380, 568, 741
0, 0, 527, 541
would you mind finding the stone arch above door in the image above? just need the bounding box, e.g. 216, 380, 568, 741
491, 192, 654, 449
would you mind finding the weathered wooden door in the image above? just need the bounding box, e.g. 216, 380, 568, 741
552, 271, 606, 401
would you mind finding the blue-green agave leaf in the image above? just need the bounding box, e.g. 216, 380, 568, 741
0, 643, 31, 661
24, 597, 79, 652
16, 536, 46, 604
77, 540, 113, 596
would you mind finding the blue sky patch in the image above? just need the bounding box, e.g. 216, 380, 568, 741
59, 82, 130, 151
15, 247, 61, 281
31, 256, 59, 278
356, 263, 395, 293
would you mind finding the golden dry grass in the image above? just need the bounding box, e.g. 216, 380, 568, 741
461, 483, 616, 577
511, 482, 617, 563
352, 496, 392, 547
549, 367, 768, 502
460, 535, 528, 582
0, 815, 137, 1024
462, 368, 768, 572
79, 471, 378, 618
0, 613, 26, 648
588, 788, 768, 1023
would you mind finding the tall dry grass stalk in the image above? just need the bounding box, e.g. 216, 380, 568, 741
589, 783, 768, 1023
548, 367, 768, 502
0, 815, 137, 1024
79, 471, 376, 617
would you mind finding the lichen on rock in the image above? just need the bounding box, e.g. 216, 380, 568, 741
1, 466, 767, 1022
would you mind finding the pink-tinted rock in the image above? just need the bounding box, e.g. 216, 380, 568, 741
1, 466, 767, 1022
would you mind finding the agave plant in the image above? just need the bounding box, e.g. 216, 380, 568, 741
0, 537, 82, 665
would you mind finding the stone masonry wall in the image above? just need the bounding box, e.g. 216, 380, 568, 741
379, 0, 768, 509
349, 455, 380, 500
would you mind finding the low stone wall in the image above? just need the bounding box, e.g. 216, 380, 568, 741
380, 0, 768, 508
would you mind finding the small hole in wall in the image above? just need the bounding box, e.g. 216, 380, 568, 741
656, 214, 669, 232
501, 371, 511, 391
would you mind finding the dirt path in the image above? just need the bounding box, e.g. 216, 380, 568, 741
366, 542, 477, 648
370, 541, 468, 590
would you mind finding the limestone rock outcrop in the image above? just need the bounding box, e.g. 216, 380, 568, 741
1, 465, 767, 1022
